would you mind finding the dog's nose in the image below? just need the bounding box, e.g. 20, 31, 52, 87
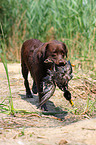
59, 60, 65, 65
59, 59, 63, 63
59, 61, 64, 65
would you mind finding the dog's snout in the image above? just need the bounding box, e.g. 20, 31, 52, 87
59, 60, 64, 65
58, 59, 67, 65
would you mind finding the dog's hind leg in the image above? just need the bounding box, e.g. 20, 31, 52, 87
21, 62, 33, 98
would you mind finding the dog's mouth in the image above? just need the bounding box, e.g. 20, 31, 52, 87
44, 58, 67, 67
44, 58, 66, 64
44, 58, 53, 64
55, 63, 65, 66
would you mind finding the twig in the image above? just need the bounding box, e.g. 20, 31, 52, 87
41, 114, 62, 121
82, 127, 96, 131
15, 113, 41, 118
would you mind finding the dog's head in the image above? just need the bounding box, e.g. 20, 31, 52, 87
37, 40, 68, 65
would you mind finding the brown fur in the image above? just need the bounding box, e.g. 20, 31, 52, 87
21, 39, 68, 110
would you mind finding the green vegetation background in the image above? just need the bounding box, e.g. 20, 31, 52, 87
0, 0, 96, 70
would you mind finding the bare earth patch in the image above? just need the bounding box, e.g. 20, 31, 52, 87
0, 63, 96, 145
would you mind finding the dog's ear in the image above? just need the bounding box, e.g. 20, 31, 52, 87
42, 43, 49, 58
62, 43, 68, 57
37, 43, 49, 61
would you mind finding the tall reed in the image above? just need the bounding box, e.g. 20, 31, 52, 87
0, 0, 95, 63
0, 24, 14, 115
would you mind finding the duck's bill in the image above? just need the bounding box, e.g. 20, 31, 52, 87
69, 99, 74, 107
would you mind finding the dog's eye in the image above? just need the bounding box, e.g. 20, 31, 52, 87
60, 51, 64, 56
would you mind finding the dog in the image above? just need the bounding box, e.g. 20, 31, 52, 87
21, 39, 68, 110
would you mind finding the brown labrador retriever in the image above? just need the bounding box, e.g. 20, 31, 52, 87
21, 39, 68, 110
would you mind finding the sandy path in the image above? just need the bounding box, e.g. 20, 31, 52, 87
0, 63, 96, 145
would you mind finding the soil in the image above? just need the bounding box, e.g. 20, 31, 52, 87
0, 62, 96, 145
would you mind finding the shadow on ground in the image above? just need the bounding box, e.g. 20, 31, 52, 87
19, 93, 68, 120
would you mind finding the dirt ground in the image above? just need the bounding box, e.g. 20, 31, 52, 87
0, 62, 96, 145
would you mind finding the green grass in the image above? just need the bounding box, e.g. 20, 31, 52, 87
0, 0, 96, 65
0, 24, 14, 115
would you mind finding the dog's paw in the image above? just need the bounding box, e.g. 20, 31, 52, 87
32, 81, 38, 94
32, 88, 37, 94
26, 93, 33, 98
32, 86, 37, 94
